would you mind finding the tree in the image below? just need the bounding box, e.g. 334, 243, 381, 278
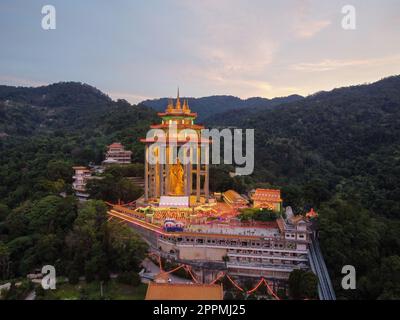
237, 208, 279, 222
46, 160, 73, 182
108, 220, 148, 272
5, 202, 31, 239
282, 185, 304, 213
65, 200, 147, 282
115, 178, 142, 203
0, 203, 9, 222
0, 242, 10, 280
318, 199, 381, 299
302, 180, 332, 208
27, 195, 77, 236
87, 174, 142, 203
289, 269, 318, 300
117, 271, 141, 286
377, 256, 400, 300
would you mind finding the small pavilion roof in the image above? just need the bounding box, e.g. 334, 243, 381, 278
108, 142, 123, 148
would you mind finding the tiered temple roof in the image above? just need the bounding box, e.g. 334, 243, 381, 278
157, 89, 198, 118
252, 189, 282, 202
223, 190, 249, 206
140, 89, 210, 144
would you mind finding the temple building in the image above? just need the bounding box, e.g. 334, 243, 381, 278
140, 90, 210, 206
223, 190, 249, 207
103, 142, 132, 165
105, 90, 335, 299
72, 166, 103, 201
72, 166, 92, 201
251, 189, 283, 212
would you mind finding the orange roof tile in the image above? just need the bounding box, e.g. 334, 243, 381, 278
108, 142, 125, 149
150, 124, 205, 130
252, 189, 282, 202
72, 166, 90, 171
145, 283, 223, 300
223, 190, 248, 204
158, 111, 198, 118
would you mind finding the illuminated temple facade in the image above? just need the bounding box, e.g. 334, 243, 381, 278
106, 90, 332, 294
140, 91, 210, 204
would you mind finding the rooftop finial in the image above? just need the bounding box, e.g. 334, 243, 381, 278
167, 98, 173, 112
183, 99, 190, 112
176, 86, 181, 109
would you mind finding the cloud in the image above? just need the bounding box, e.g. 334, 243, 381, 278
293, 19, 331, 39
107, 91, 153, 104
289, 0, 332, 39
291, 55, 400, 72
0, 75, 47, 87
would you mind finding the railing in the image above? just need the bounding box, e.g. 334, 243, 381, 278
227, 252, 309, 262
227, 261, 304, 271
308, 234, 336, 300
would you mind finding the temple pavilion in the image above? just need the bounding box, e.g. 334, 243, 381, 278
139, 90, 211, 207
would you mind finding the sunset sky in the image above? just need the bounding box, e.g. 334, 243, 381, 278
1, 0, 399, 103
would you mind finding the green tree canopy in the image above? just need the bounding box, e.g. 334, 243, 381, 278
289, 269, 319, 300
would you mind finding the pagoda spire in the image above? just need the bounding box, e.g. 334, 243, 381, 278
183, 99, 190, 112
167, 98, 173, 112
176, 87, 181, 109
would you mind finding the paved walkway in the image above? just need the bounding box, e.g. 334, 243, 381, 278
141, 258, 193, 284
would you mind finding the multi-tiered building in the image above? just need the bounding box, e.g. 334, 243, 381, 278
109, 204, 311, 284
107, 91, 315, 287
72, 166, 92, 201
251, 189, 283, 212
103, 142, 132, 165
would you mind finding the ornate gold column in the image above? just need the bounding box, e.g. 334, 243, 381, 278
185, 146, 192, 196
188, 146, 193, 195
196, 144, 201, 202
144, 145, 149, 201
204, 144, 209, 202
159, 162, 164, 197
152, 163, 157, 198
165, 145, 170, 195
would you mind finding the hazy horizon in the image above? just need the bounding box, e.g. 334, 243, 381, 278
2, 74, 399, 105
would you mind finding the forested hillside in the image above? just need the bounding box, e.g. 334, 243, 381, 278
141, 94, 303, 122
0, 83, 157, 287
0, 78, 399, 299
207, 75, 400, 299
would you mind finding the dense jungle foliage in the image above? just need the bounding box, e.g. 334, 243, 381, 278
1, 78, 399, 299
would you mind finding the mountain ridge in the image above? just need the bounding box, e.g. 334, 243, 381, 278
140, 94, 304, 122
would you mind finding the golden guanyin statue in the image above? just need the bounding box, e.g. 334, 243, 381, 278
169, 159, 184, 195
141, 89, 210, 202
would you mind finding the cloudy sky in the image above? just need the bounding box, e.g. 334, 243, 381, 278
0, 0, 399, 103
